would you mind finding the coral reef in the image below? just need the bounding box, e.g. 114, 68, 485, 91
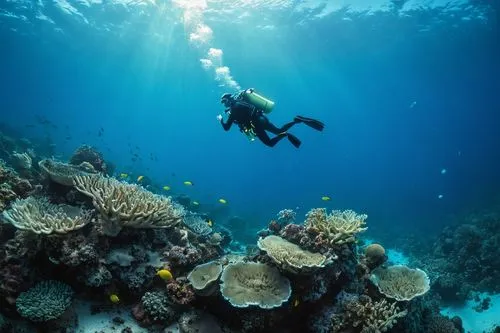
257, 235, 330, 274
405, 211, 500, 302
0, 130, 478, 333
370, 265, 430, 301
2, 197, 91, 234
15, 280, 73, 322
74, 174, 185, 236
220, 262, 291, 309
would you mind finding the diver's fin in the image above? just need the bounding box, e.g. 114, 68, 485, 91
295, 116, 325, 131
287, 133, 301, 148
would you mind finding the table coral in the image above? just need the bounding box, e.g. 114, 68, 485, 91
220, 262, 291, 309
187, 260, 223, 295
2, 197, 91, 234
257, 235, 330, 274
370, 265, 430, 301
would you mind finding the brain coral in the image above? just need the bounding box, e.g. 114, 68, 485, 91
257, 235, 330, 273
16, 280, 73, 322
370, 265, 430, 301
364, 243, 386, 268
220, 262, 291, 309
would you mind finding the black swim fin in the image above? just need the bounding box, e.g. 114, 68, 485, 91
295, 116, 325, 131
287, 133, 301, 148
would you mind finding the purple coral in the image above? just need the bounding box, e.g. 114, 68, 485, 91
164, 245, 202, 268
166, 278, 196, 306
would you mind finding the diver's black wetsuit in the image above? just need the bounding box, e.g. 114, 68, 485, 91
220, 101, 298, 147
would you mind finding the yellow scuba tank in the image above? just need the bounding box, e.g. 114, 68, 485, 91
239, 88, 275, 114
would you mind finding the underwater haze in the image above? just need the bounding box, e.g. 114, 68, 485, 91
1, 0, 499, 240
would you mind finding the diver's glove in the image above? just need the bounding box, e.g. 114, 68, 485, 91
217, 114, 223, 122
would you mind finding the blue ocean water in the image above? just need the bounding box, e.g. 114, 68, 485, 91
1, 0, 498, 242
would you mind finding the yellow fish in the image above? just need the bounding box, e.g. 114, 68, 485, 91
218, 198, 227, 204
157, 269, 173, 281
163, 186, 171, 191
119, 173, 128, 179
109, 294, 120, 304
321, 196, 331, 201
293, 299, 300, 307
192, 201, 199, 206
206, 219, 213, 227
137, 175, 144, 182
183, 181, 193, 186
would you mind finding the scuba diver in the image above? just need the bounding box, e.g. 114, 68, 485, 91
217, 88, 324, 148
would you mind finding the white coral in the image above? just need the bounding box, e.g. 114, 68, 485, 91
305, 208, 368, 245
2, 197, 90, 234
257, 235, 330, 273
370, 265, 430, 301
220, 262, 291, 309
73, 175, 184, 236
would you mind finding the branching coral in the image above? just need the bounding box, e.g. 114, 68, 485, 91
2, 197, 91, 234
332, 293, 408, 333
305, 208, 368, 246
220, 262, 291, 309
257, 235, 330, 274
73, 175, 185, 237
183, 213, 212, 236
370, 265, 430, 301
